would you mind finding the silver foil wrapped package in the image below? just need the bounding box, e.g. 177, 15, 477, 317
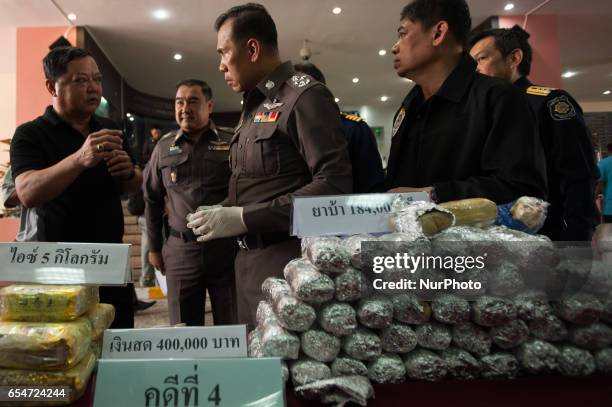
343, 234, 378, 270
490, 319, 530, 349
452, 322, 492, 356
415, 321, 452, 351
515, 339, 560, 374
487, 263, 525, 297
403, 349, 448, 381
528, 314, 569, 342
569, 322, 612, 350
247, 326, 263, 358
331, 354, 368, 377
440, 347, 481, 380
319, 302, 357, 337
342, 327, 382, 362
431, 294, 470, 325
335, 268, 371, 302
301, 327, 341, 363
556, 345, 596, 376
367, 353, 406, 384
479, 353, 519, 379
472, 296, 517, 327
261, 277, 316, 332
290, 357, 332, 387
580, 261, 612, 297
256, 301, 300, 360
293, 375, 374, 407
281, 361, 289, 383
391, 293, 431, 325
553, 294, 604, 325
389, 201, 455, 238
302, 236, 350, 275
357, 295, 393, 329
283, 258, 335, 304
514, 290, 554, 322
380, 323, 418, 354
594, 348, 612, 374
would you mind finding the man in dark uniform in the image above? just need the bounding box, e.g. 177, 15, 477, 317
10, 46, 141, 328
144, 79, 236, 326
294, 61, 385, 193
187, 3, 352, 330
385, 0, 547, 205
469, 25, 600, 240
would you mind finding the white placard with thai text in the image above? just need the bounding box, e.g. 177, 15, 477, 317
101, 325, 248, 359
0, 242, 130, 285
291, 192, 430, 237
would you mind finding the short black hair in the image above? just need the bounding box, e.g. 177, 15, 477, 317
176, 79, 213, 100
214, 3, 278, 50
43, 46, 92, 81
401, 0, 471, 46
469, 25, 533, 77
293, 62, 326, 84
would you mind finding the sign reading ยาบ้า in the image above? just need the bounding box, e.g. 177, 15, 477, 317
93, 358, 284, 407
0, 242, 130, 285
101, 326, 248, 359
291, 192, 430, 237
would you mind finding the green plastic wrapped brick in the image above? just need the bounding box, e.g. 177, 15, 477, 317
0, 285, 99, 322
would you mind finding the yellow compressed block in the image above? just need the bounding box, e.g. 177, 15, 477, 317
85, 303, 115, 340
0, 318, 92, 371
0, 285, 99, 322
0, 351, 96, 406
439, 198, 497, 227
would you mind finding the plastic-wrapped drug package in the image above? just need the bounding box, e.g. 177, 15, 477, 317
367, 353, 406, 384
415, 322, 452, 351
452, 322, 492, 356
490, 319, 529, 349
261, 278, 316, 332
318, 302, 357, 337
439, 347, 481, 380
431, 294, 470, 325
479, 353, 519, 379
391, 293, 431, 325
283, 259, 335, 304
472, 296, 517, 327
515, 339, 560, 375
301, 327, 341, 363
568, 322, 612, 350
290, 357, 332, 387
331, 354, 368, 377
380, 323, 417, 354
403, 349, 447, 381
84, 303, 114, 339
556, 345, 596, 376
356, 295, 393, 330
0, 285, 99, 322
302, 237, 350, 275
342, 327, 382, 362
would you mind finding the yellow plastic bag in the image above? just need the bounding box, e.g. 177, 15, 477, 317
85, 303, 115, 339
0, 285, 99, 322
0, 318, 92, 371
0, 351, 96, 406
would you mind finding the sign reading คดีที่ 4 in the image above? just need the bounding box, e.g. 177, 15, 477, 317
93, 358, 284, 407
291, 192, 430, 237
101, 326, 248, 359
0, 242, 131, 285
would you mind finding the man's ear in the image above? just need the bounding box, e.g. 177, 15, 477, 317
207, 99, 214, 113
509, 48, 524, 72
45, 79, 57, 97
432, 21, 450, 47
246, 38, 261, 63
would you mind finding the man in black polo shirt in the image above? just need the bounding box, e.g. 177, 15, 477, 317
386, 0, 547, 204
10, 46, 142, 328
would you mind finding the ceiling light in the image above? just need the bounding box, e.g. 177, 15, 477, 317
604, 90, 611, 95
378, 49, 387, 56
380, 96, 389, 102
173, 53, 182, 61
129, 117, 135, 122
126, 113, 132, 118
352, 77, 359, 83
240, 100, 244, 105
332, 7, 342, 15
562, 71, 577, 78
152, 9, 169, 20
334, 97, 340, 103
504, 3, 515, 11
67, 13, 77, 21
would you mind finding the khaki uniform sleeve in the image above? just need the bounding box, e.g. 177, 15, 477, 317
143, 143, 166, 252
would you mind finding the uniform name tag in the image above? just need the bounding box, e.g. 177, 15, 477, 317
254, 111, 279, 123
208, 145, 230, 151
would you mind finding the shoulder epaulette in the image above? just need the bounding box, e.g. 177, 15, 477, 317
526, 86, 557, 97
160, 131, 175, 141
216, 126, 235, 134
341, 112, 363, 123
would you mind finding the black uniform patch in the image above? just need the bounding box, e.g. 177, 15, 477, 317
547, 96, 576, 121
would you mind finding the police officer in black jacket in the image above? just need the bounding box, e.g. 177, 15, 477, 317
386, 0, 547, 205
469, 25, 600, 241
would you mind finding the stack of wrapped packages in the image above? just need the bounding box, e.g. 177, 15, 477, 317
248, 197, 612, 406
0, 285, 115, 405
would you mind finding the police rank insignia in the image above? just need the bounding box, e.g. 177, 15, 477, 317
254, 111, 279, 123
168, 145, 182, 155
263, 99, 284, 110
292, 75, 310, 87
526, 86, 554, 96
392, 107, 406, 137
208, 141, 230, 151
265, 80, 275, 90
548, 95, 576, 121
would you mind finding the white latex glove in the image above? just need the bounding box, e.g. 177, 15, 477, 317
186, 206, 247, 242
186, 204, 222, 224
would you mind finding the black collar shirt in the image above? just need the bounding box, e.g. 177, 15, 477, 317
386, 53, 547, 204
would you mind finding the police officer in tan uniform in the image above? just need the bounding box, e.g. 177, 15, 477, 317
144, 79, 236, 326
187, 4, 352, 330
